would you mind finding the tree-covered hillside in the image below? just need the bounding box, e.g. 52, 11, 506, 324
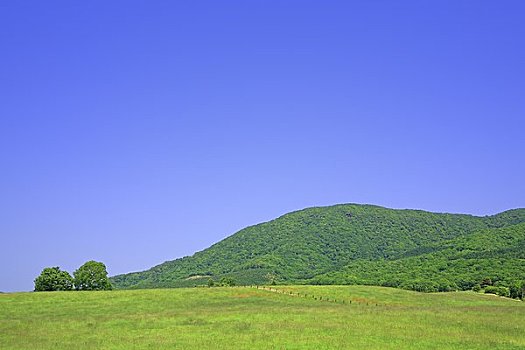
110, 204, 525, 291
311, 222, 525, 292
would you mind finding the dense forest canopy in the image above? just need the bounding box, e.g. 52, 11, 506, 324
111, 204, 525, 294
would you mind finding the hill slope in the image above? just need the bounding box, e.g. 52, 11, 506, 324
312, 222, 525, 291
110, 204, 525, 290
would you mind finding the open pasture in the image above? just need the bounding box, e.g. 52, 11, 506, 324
1, 286, 524, 349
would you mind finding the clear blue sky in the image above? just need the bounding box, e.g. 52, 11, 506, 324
1, 1, 524, 292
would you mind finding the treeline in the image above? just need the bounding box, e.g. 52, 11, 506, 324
481, 282, 525, 299
311, 272, 525, 300
34, 260, 112, 291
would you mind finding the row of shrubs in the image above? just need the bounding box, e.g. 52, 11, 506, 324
380, 280, 524, 300
478, 285, 524, 299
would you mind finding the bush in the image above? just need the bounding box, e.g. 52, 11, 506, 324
401, 280, 438, 293
219, 277, 235, 287
437, 280, 457, 292
484, 286, 510, 297
457, 280, 476, 291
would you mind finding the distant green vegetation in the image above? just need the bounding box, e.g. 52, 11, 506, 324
111, 204, 525, 292
35, 260, 112, 291
1, 286, 523, 349
312, 223, 525, 294
111, 204, 525, 295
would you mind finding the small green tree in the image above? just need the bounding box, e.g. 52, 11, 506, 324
511, 281, 525, 300
207, 278, 215, 287
34, 267, 74, 291
265, 272, 277, 285
74, 261, 112, 291
219, 277, 235, 287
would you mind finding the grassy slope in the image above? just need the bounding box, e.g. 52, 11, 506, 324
110, 204, 525, 289
1, 286, 524, 350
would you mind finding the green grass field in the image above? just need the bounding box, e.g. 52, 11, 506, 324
1, 286, 524, 349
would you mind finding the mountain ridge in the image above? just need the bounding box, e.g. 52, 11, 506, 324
110, 203, 525, 291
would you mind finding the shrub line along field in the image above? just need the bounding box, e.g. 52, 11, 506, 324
1, 285, 524, 350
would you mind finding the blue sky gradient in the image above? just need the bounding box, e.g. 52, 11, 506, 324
1, 1, 524, 291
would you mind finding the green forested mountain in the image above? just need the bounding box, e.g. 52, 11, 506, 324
110, 204, 525, 291
312, 222, 525, 292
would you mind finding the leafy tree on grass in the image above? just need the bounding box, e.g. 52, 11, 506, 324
509, 281, 525, 300
74, 261, 112, 290
34, 267, 74, 291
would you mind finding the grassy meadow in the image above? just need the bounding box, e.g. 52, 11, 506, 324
1, 285, 524, 349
